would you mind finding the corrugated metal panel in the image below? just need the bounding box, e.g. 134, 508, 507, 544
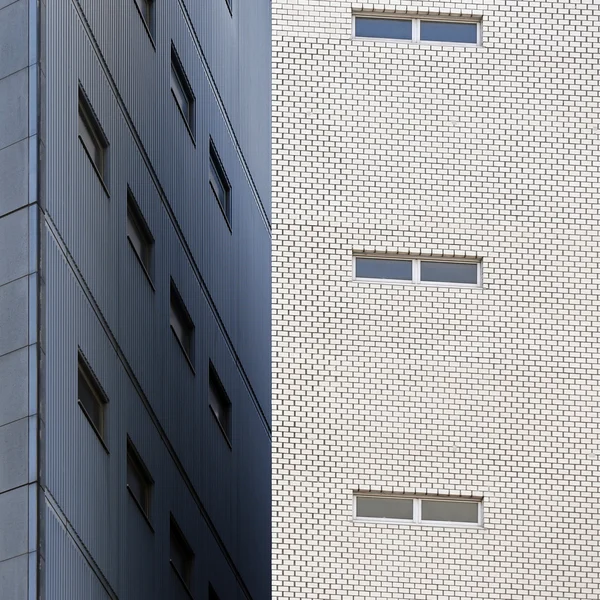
42, 0, 271, 597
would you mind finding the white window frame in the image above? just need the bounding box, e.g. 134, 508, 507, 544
353, 255, 482, 288
354, 494, 483, 528
353, 15, 482, 47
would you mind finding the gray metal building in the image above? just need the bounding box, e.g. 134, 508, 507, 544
0, 0, 271, 598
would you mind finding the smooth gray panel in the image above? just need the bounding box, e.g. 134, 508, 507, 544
0, 0, 28, 80
0, 207, 28, 286
0, 139, 28, 217
0, 418, 28, 493
0, 553, 28, 600
0, 348, 28, 426
0, 485, 28, 561
0, 68, 28, 150
0, 277, 28, 357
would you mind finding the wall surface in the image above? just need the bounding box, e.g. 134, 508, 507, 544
38, 0, 271, 599
273, 1, 600, 598
0, 0, 41, 598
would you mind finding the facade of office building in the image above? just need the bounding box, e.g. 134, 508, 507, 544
0, 1, 271, 599
273, 1, 599, 598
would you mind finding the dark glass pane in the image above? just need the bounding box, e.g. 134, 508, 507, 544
420, 21, 478, 43
355, 17, 412, 40
421, 500, 479, 523
420, 261, 478, 284
127, 457, 147, 511
78, 371, 102, 432
356, 496, 413, 520
355, 258, 412, 281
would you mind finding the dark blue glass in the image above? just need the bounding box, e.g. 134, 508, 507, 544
420, 261, 478, 284
420, 21, 478, 44
355, 17, 412, 40
355, 258, 412, 281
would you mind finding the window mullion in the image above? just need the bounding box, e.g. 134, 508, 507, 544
414, 498, 421, 524
413, 259, 420, 284
413, 19, 419, 42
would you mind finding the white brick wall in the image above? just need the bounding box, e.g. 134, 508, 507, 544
272, 1, 600, 598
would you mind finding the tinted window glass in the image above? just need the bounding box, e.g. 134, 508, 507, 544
356, 496, 413, 520
355, 17, 412, 40
420, 261, 478, 284
355, 258, 412, 280
420, 21, 478, 43
421, 500, 479, 523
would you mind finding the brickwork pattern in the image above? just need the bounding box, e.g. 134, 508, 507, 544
273, 1, 600, 598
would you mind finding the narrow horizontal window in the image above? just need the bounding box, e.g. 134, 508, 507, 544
355, 17, 412, 40
78, 86, 109, 183
209, 364, 232, 443
171, 45, 195, 136
419, 261, 478, 285
354, 15, 481, 46
77, 353, 108, 444
355, 257, 412, 281
420, 20, 478, 44
127, 189, 154, 280
421, 499, 479, 524
356, 495, 413, 520
127, 439, 153, 521
355, 493, 482, 526
170, 280, 195, 365
354, 255, 481, 287
170, 516, 194, 589
209, 141, 231, 225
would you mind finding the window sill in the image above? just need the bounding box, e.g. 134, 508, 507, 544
127, 238, 155, 291
171, 91, 196, 147
133, 2, 156, 51
79, 137, 110, 198
171, 326, 196, 374
77, 400, 109, 454
127, 485, 154, 532
209, 405, 232, 449
170, 561, 194, 599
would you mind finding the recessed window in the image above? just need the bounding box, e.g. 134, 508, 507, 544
171, 45, 195, 136
355, 17, 412, 40
355, 494, 482, 526
209, 364, 232, 443
354, 255, 481, 287
354, 15, 481, 46
77, 353, 108, 444
170, 516, 194, 590
420, 20, 478, 44
170, 280, 194, 365
209, 141, 231, 225
127, 439, 153, 521
209, 583, 220, 600
127, 189, 154, 281
78, 86, 109, 184
134, 0, 154, 38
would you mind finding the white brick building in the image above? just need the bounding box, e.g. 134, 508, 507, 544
272, 1, 599, 598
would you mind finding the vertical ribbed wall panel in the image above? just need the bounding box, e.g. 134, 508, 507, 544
43, 0, 270, 598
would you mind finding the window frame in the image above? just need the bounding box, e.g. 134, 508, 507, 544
170, 280, 195, 370
353, 255, 482, 288
170, 44, 195, 141
126, 437, 154, 526
170, 515, 194, 592
126, 188, 155, 287
208, 363, 232, 446
133, 0, 155, 44
209, 140, 232, 228
353, 14, 482, 46
77, 352, 109, 450
354, 493, 483, 528
78, 85, 110, 191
